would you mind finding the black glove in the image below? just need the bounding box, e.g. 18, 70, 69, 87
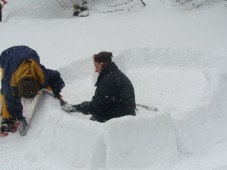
53, 91, 61, 99
60, 99, 68, 107
18, 118, 28, 136
53, 91, 68, 107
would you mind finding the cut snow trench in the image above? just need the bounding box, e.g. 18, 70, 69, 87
3, 48, 227, 169
26, 57, 223, 169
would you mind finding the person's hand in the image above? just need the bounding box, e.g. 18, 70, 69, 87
61, 104, 76, 113
53, 91, 68, 107
53, 91, 61, 99
60, 100, 68, 107
18, 118, 28, 136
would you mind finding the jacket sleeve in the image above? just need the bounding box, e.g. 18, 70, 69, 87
90, 78, 116, 117
46, 69, 65, 95
75, 76, 116, 117
4, 90, 24, 120
74, 101, 92, 115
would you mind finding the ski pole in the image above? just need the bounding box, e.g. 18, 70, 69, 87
56, 0, 67, 10
136, 104, 158, 111
59, 0, 70, 10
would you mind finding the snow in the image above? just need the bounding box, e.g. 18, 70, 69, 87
0, 0, 227, 169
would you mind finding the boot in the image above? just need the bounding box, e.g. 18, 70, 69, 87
0, 118, 17, 133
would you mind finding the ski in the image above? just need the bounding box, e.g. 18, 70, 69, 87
136, 104, 158, 112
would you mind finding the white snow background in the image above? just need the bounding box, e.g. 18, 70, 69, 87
0, 0, 227, 169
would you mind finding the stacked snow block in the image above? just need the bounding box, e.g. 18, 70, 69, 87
33, 103, 179, 169
172, 70, 227, 154
103, 114, 179, 169
30, 69, 227, 168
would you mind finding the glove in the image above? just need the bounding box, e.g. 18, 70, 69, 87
53, 91, 68, 107
60, 100, 68, 107
18, 118, 28, 136
53, 91, 61, 99
61, 104, 77, 113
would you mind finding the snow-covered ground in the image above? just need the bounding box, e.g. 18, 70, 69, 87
0, 0, 227, 169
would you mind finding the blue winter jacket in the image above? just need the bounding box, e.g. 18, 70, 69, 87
0, 45, 65, 120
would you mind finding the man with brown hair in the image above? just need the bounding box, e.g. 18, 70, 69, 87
0, 45, 65, 136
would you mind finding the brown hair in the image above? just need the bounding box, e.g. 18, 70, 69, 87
18, 77, 39, 101
93, 51, 113, 64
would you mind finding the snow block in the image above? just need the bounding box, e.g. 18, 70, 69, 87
28, 94, 105, 169
31, 96, 179, 169
104, 113, 179, 168
172, 70, 227, 154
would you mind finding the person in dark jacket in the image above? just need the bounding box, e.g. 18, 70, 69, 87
62, 51, 136, 122
0, 46, 65, 135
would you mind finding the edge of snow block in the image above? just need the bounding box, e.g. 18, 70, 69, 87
29, 94, 106, 169
103, 113, 179, 169
172, 69, 227, 154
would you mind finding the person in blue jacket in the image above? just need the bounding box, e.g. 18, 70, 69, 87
0, 46, 65, 135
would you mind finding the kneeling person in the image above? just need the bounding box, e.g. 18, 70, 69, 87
0, 46, 65, 135
62, 51, 136, 122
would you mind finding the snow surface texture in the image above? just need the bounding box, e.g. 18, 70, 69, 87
1, 0, 227, 170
